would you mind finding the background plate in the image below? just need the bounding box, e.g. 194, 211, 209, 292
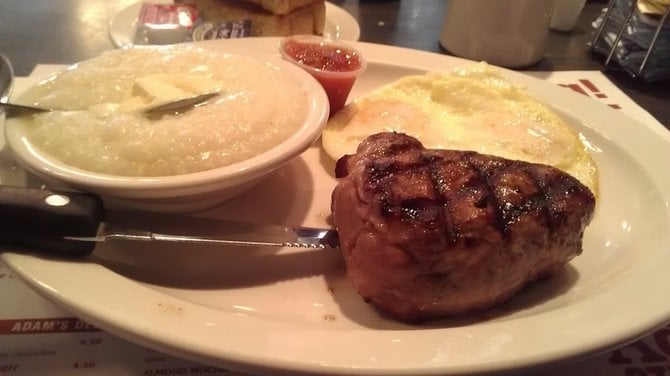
2, 39, 670, 376
108, 1, 361, 48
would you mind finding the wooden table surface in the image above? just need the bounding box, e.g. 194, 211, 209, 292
0, 0, 667, 129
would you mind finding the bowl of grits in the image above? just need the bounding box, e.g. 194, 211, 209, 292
4, 46, 329, 212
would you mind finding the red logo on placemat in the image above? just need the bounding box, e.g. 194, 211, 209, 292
559, 79, 622, 109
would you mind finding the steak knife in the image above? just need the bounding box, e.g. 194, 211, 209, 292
0, 185, 340, 257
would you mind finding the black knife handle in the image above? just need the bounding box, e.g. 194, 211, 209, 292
0, 185, 104, 256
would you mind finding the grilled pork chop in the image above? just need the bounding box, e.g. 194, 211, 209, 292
331, 132, 595, 322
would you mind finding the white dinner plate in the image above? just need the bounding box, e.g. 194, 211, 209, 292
108, 0, 361, 48
2, 39, 670, 376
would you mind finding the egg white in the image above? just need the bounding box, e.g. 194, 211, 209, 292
322, 64, 599, 196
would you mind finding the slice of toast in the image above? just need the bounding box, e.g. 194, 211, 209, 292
244, 0, 323, 14
178, 0, 325, 36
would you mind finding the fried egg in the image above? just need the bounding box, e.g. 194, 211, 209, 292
322, 63, 599, 196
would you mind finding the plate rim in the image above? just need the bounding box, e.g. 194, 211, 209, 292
2, 38, 670, 375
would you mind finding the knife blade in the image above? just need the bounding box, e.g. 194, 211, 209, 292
0, 185, 340, 257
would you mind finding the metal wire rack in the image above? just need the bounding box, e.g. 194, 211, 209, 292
590, 0, 669, 79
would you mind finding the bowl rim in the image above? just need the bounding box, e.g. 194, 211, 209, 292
4, 46, 329, 198
278, 34, 368, 77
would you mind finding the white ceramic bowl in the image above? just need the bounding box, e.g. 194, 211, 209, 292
4, 47, 329, 213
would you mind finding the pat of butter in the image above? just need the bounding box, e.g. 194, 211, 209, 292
120, 73, 221, 112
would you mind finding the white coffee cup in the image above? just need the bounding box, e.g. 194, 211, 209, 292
440, 0, 556, 68
551, 0, 587, 32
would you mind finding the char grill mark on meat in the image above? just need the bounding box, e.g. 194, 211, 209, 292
331, 132, 596, 322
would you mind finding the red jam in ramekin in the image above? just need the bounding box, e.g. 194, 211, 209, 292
279, 35, 366, 116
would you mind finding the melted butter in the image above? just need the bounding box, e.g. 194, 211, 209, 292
119, 73, 222, 112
